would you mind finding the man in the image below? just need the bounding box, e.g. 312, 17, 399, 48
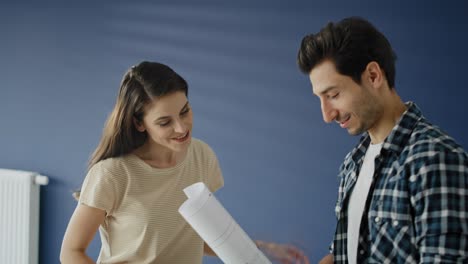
297, 17, 468, 263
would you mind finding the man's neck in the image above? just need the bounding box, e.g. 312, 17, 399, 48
368, 91, 407, 144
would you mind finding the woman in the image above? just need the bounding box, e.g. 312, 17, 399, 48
60, 61, 308, 264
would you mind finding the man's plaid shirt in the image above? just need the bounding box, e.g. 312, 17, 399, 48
332, 102, 468, 263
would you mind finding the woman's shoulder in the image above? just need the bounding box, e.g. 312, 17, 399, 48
190, 138, 215, 155
88, 155, 136, 176
191, 137, 207, 148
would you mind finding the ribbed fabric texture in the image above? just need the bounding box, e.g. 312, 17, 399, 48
79, 138, 224, 264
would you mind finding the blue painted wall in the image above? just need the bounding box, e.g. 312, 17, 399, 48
1, 1, 467, 263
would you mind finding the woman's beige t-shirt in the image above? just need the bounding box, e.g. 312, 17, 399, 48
79, 138, 224, 264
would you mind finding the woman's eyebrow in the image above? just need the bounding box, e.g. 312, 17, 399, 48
154, 102, 189, 122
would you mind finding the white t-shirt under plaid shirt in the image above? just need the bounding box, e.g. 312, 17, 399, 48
79, 138, 224, 264
347, 142, 382, 264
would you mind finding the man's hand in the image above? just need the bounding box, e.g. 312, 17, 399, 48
318, 254, 333, 264
255, 240, 310, 264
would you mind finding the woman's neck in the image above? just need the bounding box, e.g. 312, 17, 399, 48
133, 142, 187, 169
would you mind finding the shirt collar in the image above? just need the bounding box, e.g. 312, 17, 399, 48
349, 102, 423, 163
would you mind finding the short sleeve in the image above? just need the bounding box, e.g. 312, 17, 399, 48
79, 162, 118, 216
198, 141, 224, 193
207, 153, 224, 193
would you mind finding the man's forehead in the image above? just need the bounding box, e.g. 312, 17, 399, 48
309, 61, 344, 94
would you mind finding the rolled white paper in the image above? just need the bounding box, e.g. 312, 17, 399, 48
178, 182, 271, 264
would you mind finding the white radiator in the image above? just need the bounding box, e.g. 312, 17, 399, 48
0, 169, 49, 264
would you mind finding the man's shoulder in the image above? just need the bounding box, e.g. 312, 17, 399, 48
402, 118, 467, 167
410, 119, 465, 153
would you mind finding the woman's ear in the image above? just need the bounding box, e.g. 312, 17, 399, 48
133, 117, 146, 132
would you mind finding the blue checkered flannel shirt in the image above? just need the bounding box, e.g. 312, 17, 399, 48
332, 102, 468, 263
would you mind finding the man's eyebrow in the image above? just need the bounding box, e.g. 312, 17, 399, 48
314, 86, 337, 96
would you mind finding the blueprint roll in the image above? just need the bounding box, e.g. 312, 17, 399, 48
178, 182, 271, 264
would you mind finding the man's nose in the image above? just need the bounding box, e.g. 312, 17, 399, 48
321, 100, 337, 123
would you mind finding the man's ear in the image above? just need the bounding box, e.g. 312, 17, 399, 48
364, 61, 384, 89
133, 117, 145, 132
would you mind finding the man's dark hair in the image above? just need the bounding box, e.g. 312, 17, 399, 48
297, 17, 397, 88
